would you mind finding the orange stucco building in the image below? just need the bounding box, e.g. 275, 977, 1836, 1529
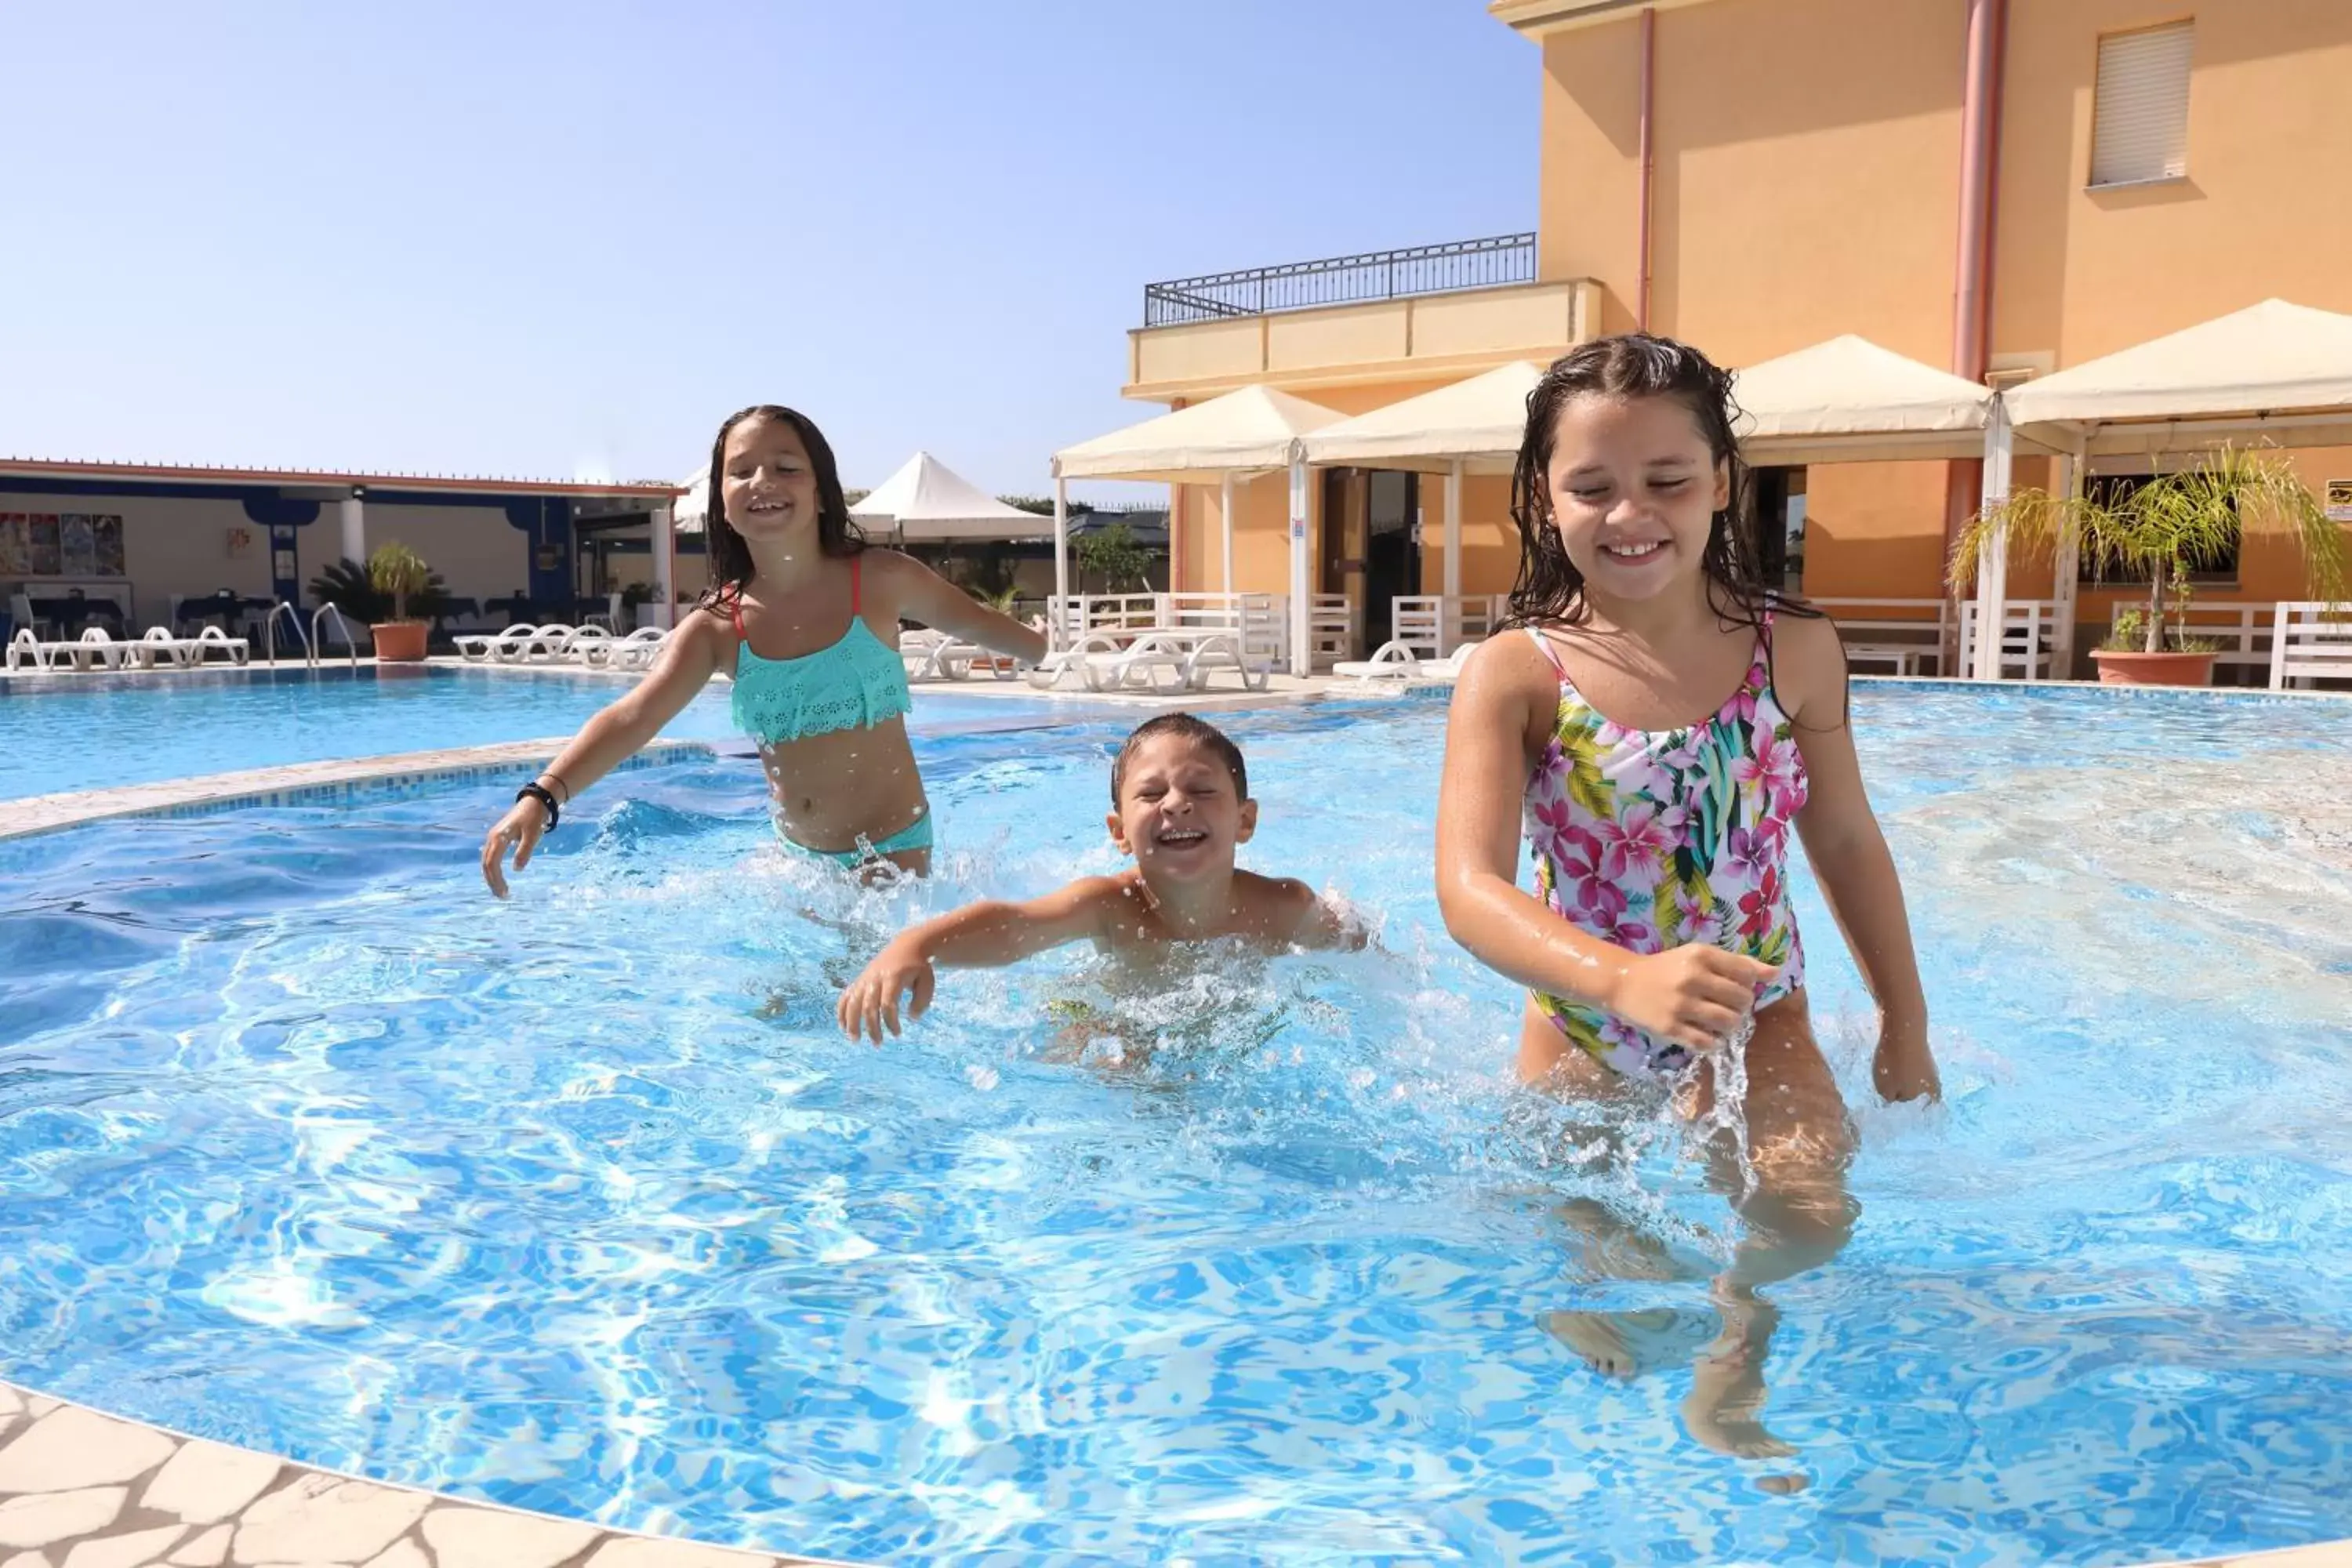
1119, 0, 2352, 664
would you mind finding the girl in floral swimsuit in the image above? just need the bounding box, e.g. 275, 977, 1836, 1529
1436, 333, 1938, 1464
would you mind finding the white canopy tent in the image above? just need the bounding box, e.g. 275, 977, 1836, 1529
1301, 361, 1544, 641
849, 451, 1050, 543
1733, 335, 2002, 463
1051, 385, 1345, 673
1975, 299, 2352, 678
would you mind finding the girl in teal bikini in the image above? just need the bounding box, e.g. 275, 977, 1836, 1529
1436, 335, 1938, 1465
481, 405, 1044, 891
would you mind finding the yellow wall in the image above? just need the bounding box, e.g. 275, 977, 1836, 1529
1993, 2, 2352, 365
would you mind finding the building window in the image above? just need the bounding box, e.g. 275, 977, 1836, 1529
2090, 21, 2193, 188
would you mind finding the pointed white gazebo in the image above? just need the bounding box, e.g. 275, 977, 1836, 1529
1733, 335, 2000, 462
1051, 385, 1344, 673
850, 451, 1050, 543
1975, 299, 2352, 677
1301, 361, 1544, 650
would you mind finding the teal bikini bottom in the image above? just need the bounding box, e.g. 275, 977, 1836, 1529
779, 808, 935, 868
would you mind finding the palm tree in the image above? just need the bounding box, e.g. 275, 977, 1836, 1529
1949, 445, 2344, 655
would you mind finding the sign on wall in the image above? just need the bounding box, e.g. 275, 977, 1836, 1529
0, 513, 125, 576
2327, 479, 2352, 524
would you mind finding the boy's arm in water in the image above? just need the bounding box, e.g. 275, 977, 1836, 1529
872, 550, 1049, 665
837, 877, 1126, 1043
1778, 614, 1939, 1102
1252, 875, 1371, 952
1435, 638, 1775, 1054
481, 612, 725, 897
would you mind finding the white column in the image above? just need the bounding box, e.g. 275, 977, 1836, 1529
1051, 474, 1069, 648
339, 492, 365, 564
1443, 459, 1465, 654
1971, 403, 2013, 681
650, 503, 676, 630
1287, 451, 1310, 677
2052, 451, 2082, 674
1220, 470, 1236, 595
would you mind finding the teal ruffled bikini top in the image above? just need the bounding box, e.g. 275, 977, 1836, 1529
725, 557, 913, 746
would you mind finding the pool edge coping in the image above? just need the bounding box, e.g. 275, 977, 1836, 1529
0, 1374, 865, 1566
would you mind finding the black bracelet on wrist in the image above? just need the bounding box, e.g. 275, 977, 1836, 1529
516, 782, 560, 831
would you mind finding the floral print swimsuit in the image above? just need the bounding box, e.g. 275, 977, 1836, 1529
1523, 618, 1809, 1077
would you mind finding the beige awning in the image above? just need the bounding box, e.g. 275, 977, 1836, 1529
2003, 299, 2352, 451
1733, 335, 1999, 464
1300, 361, 1542, 473
849, 451, 1049, 543
1051, 385, 1344, 485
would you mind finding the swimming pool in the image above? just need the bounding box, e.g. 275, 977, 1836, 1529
0, 664, 1072, 800
2, 686, 2348, 1565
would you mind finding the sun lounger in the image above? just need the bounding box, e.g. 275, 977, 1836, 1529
187, 626, 251, 666
454, 625, 534, 662
509, 624, 580, 662
1333, 639, 1481, 684
587, 626, 667, 671
5, 628, 49, 672
131, 626, 198, 669
557, 626, 613, 666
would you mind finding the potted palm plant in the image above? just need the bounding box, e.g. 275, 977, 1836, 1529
367, 543, 434, 662
1950, 445, 2345, 687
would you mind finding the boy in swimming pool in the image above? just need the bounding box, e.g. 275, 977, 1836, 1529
837, 713, 1367, 1042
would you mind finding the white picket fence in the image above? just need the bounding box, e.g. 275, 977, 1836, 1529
1957, 599, 2059, 679
1391, 593, 1510, 658
2271, 601, 2352, 689
1812, 597, 1950, 677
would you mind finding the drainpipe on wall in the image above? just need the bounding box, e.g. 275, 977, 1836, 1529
1637, 6, 1657, 332
1944, 0, 2007, 670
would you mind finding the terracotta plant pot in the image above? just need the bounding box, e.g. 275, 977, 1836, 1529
2089, 648, 2216, 688
370, 621, 430, 663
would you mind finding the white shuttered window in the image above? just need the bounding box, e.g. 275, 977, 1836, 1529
2091, 21, 2194, 187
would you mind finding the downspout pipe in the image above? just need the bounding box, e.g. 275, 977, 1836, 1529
1944, 0, 2006, 666
1951, 0, 2005, 381
1637, 6, 1657, 331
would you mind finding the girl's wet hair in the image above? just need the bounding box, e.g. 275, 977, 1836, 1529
1503, 333, 1820, 640
1112, 713, 1248, 804
693, 405, 864, 617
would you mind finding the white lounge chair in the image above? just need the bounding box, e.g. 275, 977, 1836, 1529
66, 628, 131, 671
188, 626, 252, 666
1174, 633, 1271, 693
557, 625, 613, 665
511, 624, 580, 663
131, 626, 198, 668
5, 628, 49, 672
1333, 639, 1482, 684
589, 626, 667, 670
454, 625, 532, 662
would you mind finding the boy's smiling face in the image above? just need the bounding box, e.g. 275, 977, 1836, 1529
1107, 733, 1255, 886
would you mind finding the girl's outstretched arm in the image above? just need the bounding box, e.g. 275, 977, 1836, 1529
1777, 615, 1939, 1102
481, 612, 725, 896
1436, 639, 1771, 1053
877, 551, 1049, 665
838, 878, 1123, 1042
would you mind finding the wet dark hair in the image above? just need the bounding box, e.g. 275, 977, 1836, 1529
692, 405, 864, 619
1504, 333, 1820, 640
1111, 713, 1248, 804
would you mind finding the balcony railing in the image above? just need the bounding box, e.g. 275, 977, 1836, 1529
1142, 233, 1538, 328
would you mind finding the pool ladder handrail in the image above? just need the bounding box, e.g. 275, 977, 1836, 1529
261, 601, 312, 666
310, 603, 361, 668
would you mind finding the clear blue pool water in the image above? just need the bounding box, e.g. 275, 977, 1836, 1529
2, 686, 2349, 1566
0, 664, 1076, 800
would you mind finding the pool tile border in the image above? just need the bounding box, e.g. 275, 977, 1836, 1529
0, 1379, 855, 1567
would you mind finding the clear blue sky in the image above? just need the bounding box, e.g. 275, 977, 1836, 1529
0, 3, 1535, 503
